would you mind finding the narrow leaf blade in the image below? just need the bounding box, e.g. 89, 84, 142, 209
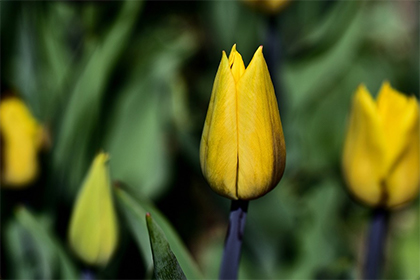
146, 213, 187, 280
115, 186, 204, 279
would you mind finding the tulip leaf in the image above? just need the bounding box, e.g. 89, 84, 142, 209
105, 22, 197, 199
115, 185, 204, 279
5, 207, 78, 279
146, 213, 187, 280
53, 0, 143, 198
5, 219, 49, 279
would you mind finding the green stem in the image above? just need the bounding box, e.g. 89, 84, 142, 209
219, 200, 249, 280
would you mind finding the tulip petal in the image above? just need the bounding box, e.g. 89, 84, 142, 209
377, 82, 415, 171
69, 153, 118, 265
200, 51, 238, 199
342, 85, 387, 206
228, 44, 245, 83
380, 91, 420, 208
235, 46, 286, 200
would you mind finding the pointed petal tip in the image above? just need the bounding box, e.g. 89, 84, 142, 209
251, 46, 265, 62
355, 84, 370, 99
255, 45, 263, 55
378, 80, 392, 96
377, 80, 411, 104
96, 151, 110, 162
228, 44, 239, 62
381, 80, 391, 88
356, 83, 367, 92
353, 84, 377, 112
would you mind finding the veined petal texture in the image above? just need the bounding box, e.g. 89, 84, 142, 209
200, 51, 238, 200
236, 47, 285, 200
200, 45, 286, 200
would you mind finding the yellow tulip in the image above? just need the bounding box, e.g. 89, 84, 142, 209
200, 45, 286, 200
342, 82, 420, 209
243, 0, 290, 14
68, 152, 118, 266
0, 97, 44, 187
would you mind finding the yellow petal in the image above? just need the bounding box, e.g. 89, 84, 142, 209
377, 82, 415, 173
68, 152, 118, 266
200, 45, 286, 200
382, 93, 420, 208
228, 44, 245, 83
235, 46, 286, 200
0, 97, 42, 187
200, 51, 238, 200
342, 85, 387, 206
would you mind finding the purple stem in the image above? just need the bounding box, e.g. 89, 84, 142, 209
363, 208, 389, 279
219, 200, 249, 280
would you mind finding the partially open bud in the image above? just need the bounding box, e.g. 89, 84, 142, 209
342, 82, 420, 209
200, 45, 286, 200
68, 152, 118, 266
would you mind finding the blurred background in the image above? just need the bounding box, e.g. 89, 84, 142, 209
1, 0, 419, 279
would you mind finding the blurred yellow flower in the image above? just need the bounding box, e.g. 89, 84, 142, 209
342, 82, 420, 209
0, 97, 43, 187
68, 152, 118, 266
200, 44, 286, 200
243, 0, 290, 14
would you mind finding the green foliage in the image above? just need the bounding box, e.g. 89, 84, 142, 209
5, 207, 77, 279
146, 213, 187, 280
54, 1, 144, 198
116, 185, 203, 279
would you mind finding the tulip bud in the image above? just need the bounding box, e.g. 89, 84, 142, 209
68, 152, 118, 266
200, 45, 286, 200
342, 82, 420, 209
0, 97, 44, 187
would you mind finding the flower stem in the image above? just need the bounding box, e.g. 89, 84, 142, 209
363, 208, 389, 279
219, 199, 249, 280
81, 268, 95, 280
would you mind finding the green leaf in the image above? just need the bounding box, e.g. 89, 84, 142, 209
5, 218, 48, 279
284, 1, 363, 112
146, 213, 187, 280
115, 185, 204, 279
53, 0, 144, 198
4, 207, 78, 279
104, 21, 197, 199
